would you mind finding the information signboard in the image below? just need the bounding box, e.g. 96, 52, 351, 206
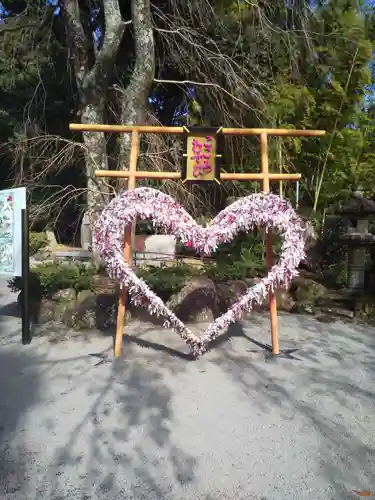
0, 187, 26, 277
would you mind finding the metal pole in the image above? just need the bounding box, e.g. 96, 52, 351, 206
21, 207, 31, 344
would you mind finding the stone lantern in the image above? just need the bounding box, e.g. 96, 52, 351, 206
338, 188, 375, 294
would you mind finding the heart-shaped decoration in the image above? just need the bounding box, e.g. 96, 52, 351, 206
95, 187, 305, 357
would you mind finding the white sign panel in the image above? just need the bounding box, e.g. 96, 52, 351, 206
0, 187, 26, 277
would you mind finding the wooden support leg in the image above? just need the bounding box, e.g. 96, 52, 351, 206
113, 130, 140, 358
266, 233, 280, 355
260, 132, 280, 355
114, 225, 133, 357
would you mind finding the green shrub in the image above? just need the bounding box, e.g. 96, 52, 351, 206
136, 263, 200, 300
208, 230, 273, 281
8, 262, 96, 298
29, 231, 48, 256
204, 258, 266, 282
322, 261, 348, 287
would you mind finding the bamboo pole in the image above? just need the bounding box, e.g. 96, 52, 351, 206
114, 130, 140, 357
70, 123, 325, 137
94, 170, 302, 181
260, 132, 280, 355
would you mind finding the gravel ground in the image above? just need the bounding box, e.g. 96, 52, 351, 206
0, 280, 374, 500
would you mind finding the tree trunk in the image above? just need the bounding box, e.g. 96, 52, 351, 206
81, 103, 111, 220
60, 0, 154, 255
118, 0, 155, 181
60, 0, 129, 247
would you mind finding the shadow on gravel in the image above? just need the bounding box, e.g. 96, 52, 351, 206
32, 343, 197, 500
0, 342, 41, 497
0, 301, 20, 319
123, 333, 195, 360
213, 316, 375, 500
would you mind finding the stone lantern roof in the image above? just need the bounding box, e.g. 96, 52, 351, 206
339, 232, 375, 247
338, 189, 375, 218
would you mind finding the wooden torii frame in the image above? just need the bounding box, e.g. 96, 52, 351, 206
69, 124, 325, 357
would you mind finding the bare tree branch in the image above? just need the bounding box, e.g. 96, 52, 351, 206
153, 78, 255, 111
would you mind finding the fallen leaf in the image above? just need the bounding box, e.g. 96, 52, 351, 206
199, 370, 206, 373
353, 491, 373, 497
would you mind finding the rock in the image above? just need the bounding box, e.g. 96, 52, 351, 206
242, 277, 263, 311
76, 289, 96, 303
38, 299, 56, 324
32, 248, 52, 261
320, 307, 354, 320
51, 288, 76, 301
80, 212, 92, 251
303, 305, 314, 314
244, 277, 262, 287
167, 277, 218, 323
63, 290, 118, 330
216, 280, 248, 311
275, 289, 295, 312
37, 298, 71, 324
92, 275, 117, 294
294, 304, 315, 315
290, 277, 327, 304
30, 257, 54, 267
138, 235, 176, 267
243, 278, 294, 312
316, 313, 335, 323
46, 230, 58, 250
254, 289, 295, 312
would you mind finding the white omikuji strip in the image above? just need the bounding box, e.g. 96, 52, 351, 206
94, 187, 306, 357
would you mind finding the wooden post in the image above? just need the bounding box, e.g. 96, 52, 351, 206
114, 130, 140, 357
260, 132, 280, 355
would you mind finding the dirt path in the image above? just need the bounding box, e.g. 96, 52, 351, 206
0, 279, 374, 499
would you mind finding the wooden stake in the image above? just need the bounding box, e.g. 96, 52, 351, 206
260, 133, 280, 355
114, 130, 140, 357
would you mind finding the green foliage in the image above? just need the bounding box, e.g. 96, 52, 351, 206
136, 263, 201, 300
314, 214, 347, 268
29, 231, 48, 256
323, 261, 348, 288
136, 231, 277, 297
8, 262, 96, 298
203, 260, 259, 282
208, 230, 279, 281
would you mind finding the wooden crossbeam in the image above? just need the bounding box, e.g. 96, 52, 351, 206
69, 123, 325, 358
95, 171, 301, 181
70, 123, 325, 137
